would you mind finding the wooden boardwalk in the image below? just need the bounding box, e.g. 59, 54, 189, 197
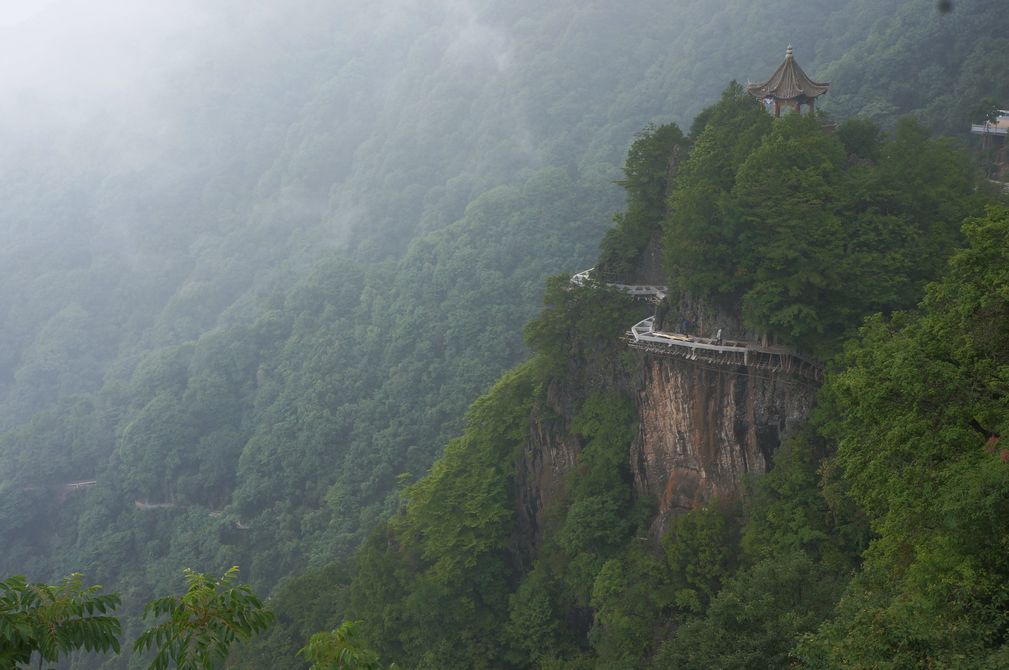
572, 269, 823, 384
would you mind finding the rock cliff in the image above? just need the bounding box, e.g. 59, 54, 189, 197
515, 347, 817, 551
632, 354, 815, 536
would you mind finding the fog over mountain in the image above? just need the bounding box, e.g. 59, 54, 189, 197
0, 1, 212, 137
0, 1, 1007, 667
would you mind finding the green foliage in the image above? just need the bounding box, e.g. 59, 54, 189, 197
505, 566, 563, 666
646, 427, 866, 668
2, 3, 1008, 669
821, 1, 1009, 135
598, 124, 687, 278
970, 97, 1003, 125
588, 547, 671, 669
664, 82, 773, 298
741, 434, 868, 569
347, 365, 536, 669
557, 394, 641, 601
499, 412, 865, 670
617, 125, 688, 213
500, 392, 644, 669
654, 552, 843, 670
800, 206, 1009, 666
134, 567, 273, 670
231, 562, 354, 669
0, 573, 121, 669
662, 504, 740, 613
524, 276, 645, 382
300, 620, 393, 670
836, 117, 883, 161
567, 394, 637, 504
731, 113, 848, 345
666, 101, 982, 353
310, 82, 991, 670
398, 365, 533, 582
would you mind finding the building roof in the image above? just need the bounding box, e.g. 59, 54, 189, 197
747, 46, 830, 101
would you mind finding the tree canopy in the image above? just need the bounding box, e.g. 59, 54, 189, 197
0, 573, 121, 670
3, 2, 1009, 668
664, 90, 982, 353
134, 567, 273, 670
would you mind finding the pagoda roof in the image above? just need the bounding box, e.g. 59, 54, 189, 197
747, 46, 830, 101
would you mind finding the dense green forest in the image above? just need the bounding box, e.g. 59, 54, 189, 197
231, 82, 1003, 669
2, 0, 1009, 667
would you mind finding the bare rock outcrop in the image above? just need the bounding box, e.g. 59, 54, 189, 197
631, 355, 815, 536
515, 348, 817, 550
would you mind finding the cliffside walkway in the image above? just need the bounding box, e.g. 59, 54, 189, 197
628, 316, 823, 384
18, 480, 97, 494
571, 269, 823, 384
571, 268, 667, 300
134, 500, 250, 529
15, 479, 250, 527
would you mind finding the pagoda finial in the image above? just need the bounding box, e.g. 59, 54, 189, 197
785, 45, 793, 59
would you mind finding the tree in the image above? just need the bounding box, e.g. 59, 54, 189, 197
662, 503, 740, 614
299, 620, 395, 670
800, 206, 1009, 666
134, 567, 273, 670
664, 82, 773, 299
655, 552, 843, 670
597, 124, 688, 278
970, 96, 1002, 125
730, 112, 848, 347
0, 573, 121, 670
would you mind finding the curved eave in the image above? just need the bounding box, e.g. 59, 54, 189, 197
747, 52, 830, 100
746, 83, 830, 101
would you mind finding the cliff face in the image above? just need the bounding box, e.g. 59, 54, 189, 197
632, 355, 815, 535
514, 411, 580, 559
516, 349, 817, 549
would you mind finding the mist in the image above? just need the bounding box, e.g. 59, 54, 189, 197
2, 2, 1007, 667
0, 1, 220, 135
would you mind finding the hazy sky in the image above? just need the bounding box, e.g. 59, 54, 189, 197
0, 1, 56, 27
0, 0, 216, 135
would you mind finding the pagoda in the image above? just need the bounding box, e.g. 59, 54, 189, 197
747, 46, 830, 117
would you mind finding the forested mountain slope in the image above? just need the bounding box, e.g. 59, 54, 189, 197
263, 82, 1000, 669
822, 0, 1009, 134
1, 1, 1008, 667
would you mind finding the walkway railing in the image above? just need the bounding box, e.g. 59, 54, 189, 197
972, 123, 1008, 136
571, 268, 667, 300
628, 316, 823, 384
571, 269, 823, 384
18, 480, 98, 494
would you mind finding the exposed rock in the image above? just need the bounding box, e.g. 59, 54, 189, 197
662, 291, 774, 344
632, 355, 815, 536
621, 231, 667, 286
513, 413, 581, 561
515, 348, 817, 549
